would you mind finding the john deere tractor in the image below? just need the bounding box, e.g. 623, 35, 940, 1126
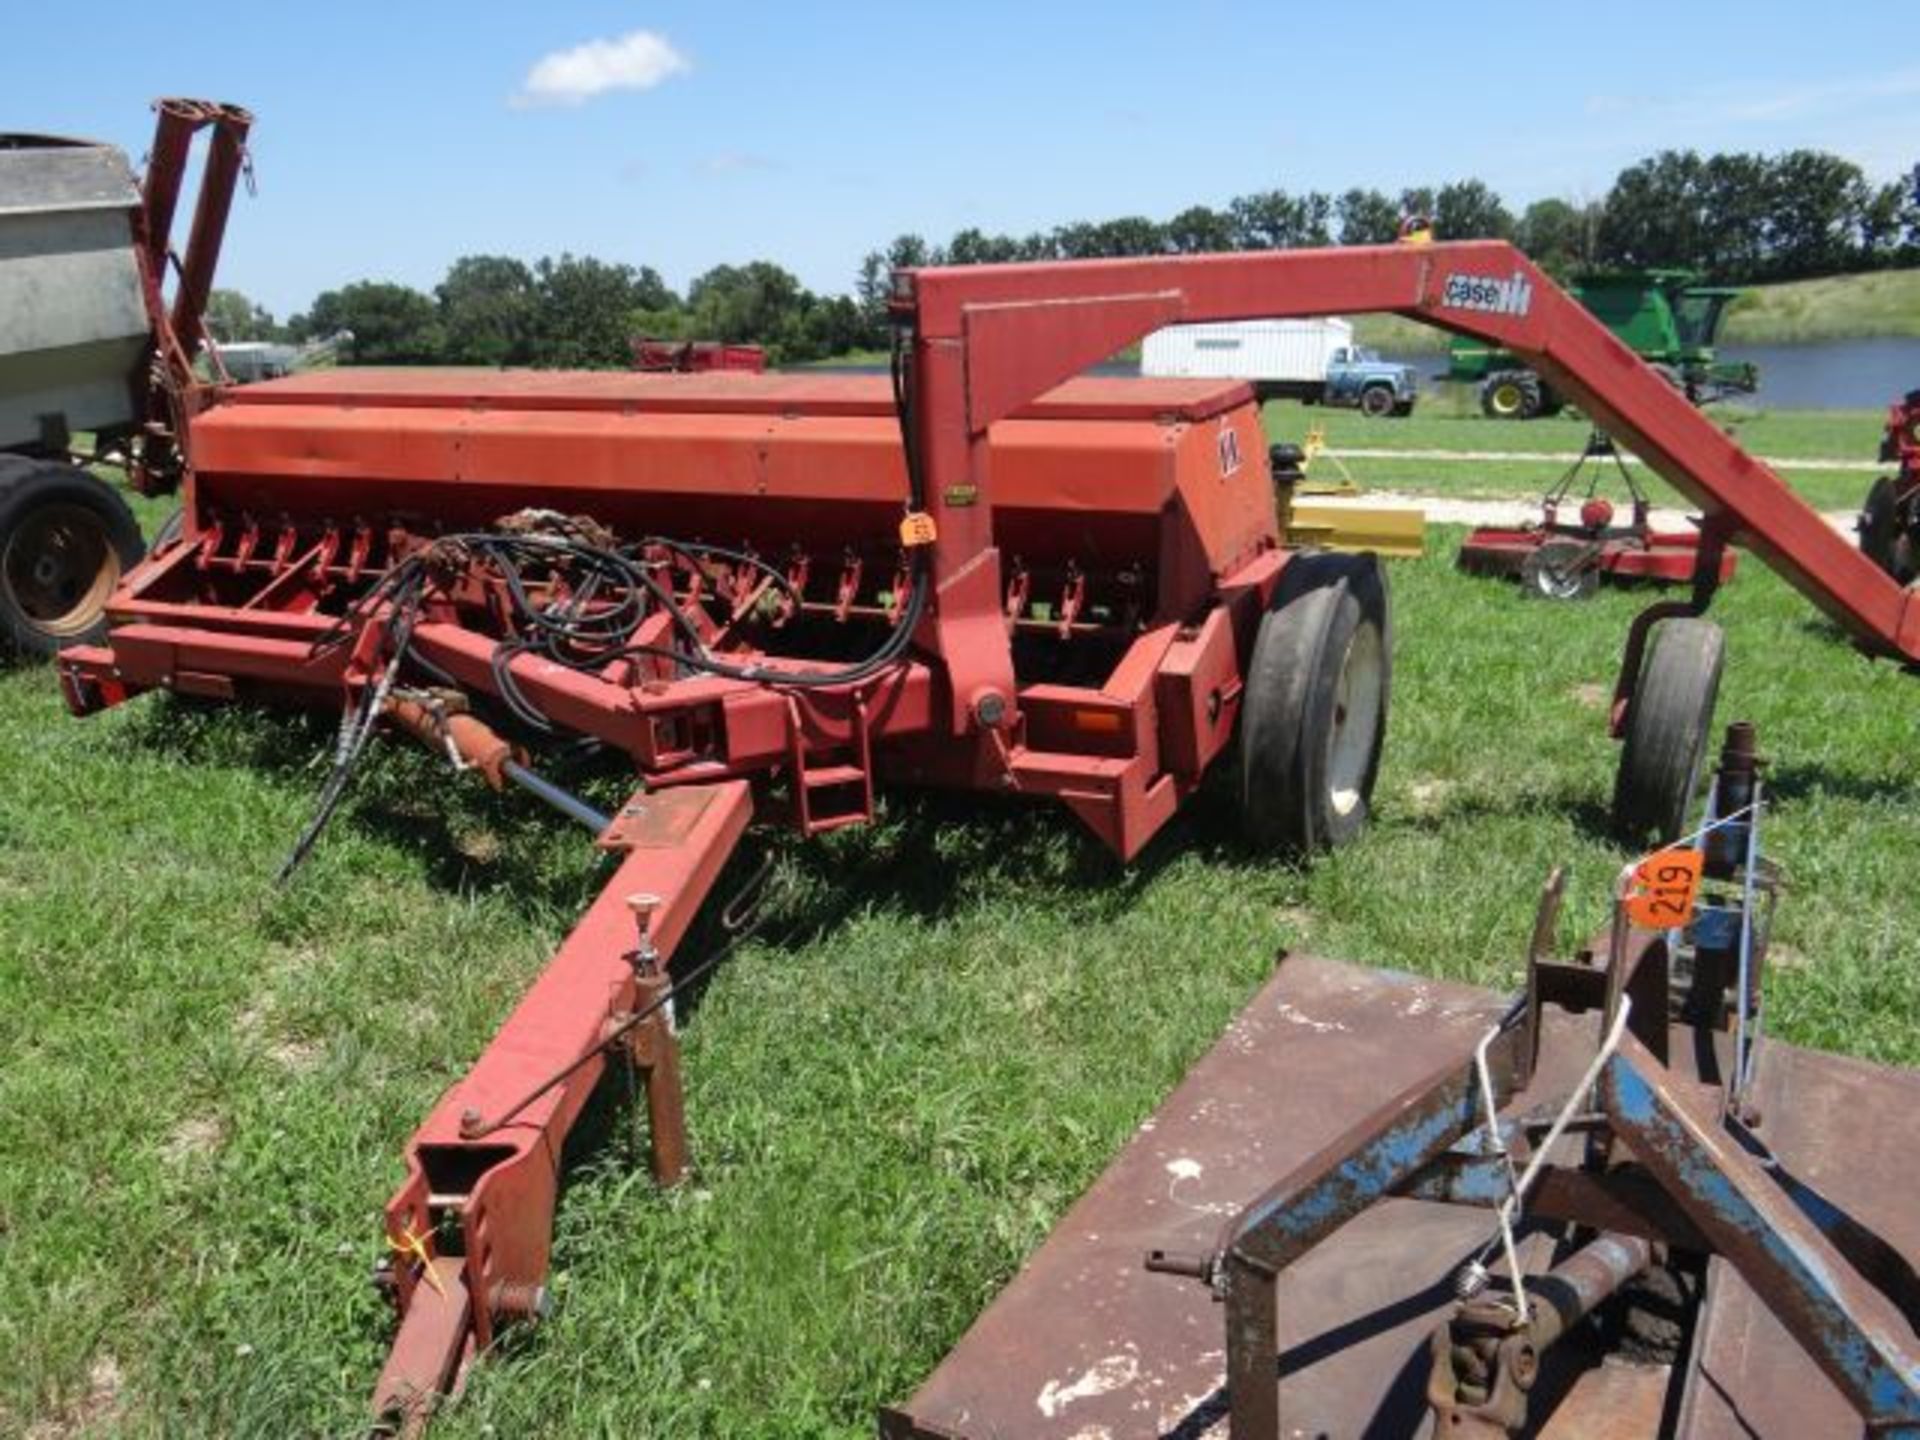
1445, 269, 1759, 419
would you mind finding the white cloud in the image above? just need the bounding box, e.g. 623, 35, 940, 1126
511, 30, 690, 109
702, 151, 779, 175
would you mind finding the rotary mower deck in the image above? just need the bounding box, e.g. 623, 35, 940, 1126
53, 240, 1920, 1430
890, 724, 1920, 1439
1458, 430, 1739, 601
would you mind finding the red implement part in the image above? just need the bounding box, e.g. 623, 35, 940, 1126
630, 338, 766, 373
128, 98, 254, 494
893, 243, 1920, 664
1458, 521, 1740, 587
53, 242, 1920, 1434
369, 781, 751, 1430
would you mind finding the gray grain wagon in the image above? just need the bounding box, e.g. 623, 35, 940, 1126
0, 100, 251, 656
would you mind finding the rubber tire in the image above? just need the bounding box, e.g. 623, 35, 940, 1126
1858, 477, 1916, 584
0, 458, 143, 658
1358, 385, 1396, 418
1481, 372, 1540, 420
1241, 553, 1391, 853
1611, 618, 1725, 846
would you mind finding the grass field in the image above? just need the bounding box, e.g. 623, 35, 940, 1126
1352, 265, 1920, 353
3, 486, 1917, 1436
1262, 399, 1888, 511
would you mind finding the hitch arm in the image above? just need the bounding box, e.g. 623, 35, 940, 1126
369, 781, 752, 1433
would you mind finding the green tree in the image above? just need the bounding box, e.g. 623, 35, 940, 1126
1165, 205, 1236, 253
1699, 153, 1770, 278
203, 288, 278, 342
945, 228, 1023, 265
1336, 188, 1400, 245
1086, 215, 1166, 256
436, 255, 536, 366
293, 281, 441, 364
1861, 180, 1908, 264
686, 261, 810, 357
855, 234, 936, 343
1434, 179, 1514, 241
528, 255, 672, 368
1515, 198, 1597, 276
1229, 190, 1332, 249
1598, 150, 1709, 271
1763, 150, 1870, 278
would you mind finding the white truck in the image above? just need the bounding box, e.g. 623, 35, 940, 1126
1141, 318, 1419, 417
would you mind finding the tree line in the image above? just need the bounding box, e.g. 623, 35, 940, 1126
215, 254, 868, 367
211, 146, 1919, 367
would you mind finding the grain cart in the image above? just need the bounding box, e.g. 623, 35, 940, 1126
1446, 269, 1759, 419
0, 99, 250, 655
52, 241, 1920, 1430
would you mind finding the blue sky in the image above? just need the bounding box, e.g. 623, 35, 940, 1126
9, 3, 1917, 319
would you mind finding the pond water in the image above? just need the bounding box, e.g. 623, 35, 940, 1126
1719, 338, 1920, 411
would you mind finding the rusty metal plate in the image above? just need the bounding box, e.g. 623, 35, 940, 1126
882, 953, 1521, 1439
1675, 1039, 1920, 1439
595, 786, 717, 851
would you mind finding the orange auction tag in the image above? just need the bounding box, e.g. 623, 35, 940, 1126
1625, 847, 1703, 929
898, 511, 938, 547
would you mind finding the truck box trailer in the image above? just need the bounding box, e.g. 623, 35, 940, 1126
1142, 318, 1418, 415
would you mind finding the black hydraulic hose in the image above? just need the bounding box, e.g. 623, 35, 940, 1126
282, 326, 937, 874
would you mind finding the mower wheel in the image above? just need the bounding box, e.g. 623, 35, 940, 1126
1611, 618, 1724, 846
1858, 477, 1917, 584
1241, 553, 1391, 853
1521, 538, 1601, 601
0, 457, 143, 659
1480, 372, 1540, 420
1359, 385, 1397, 418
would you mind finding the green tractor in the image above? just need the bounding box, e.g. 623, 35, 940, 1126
1446, 269, 1759, 419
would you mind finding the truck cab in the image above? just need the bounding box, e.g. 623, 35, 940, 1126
1322, 345, 1419, 417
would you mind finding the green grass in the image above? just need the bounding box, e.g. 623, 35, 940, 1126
1260, 399, 1886, 510
1723, 268, 1920, 344
1354, 266, 1920, 353
3, 513, 1918, 1436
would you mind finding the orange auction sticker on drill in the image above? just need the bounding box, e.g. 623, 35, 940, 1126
1625, 848, 1703, 929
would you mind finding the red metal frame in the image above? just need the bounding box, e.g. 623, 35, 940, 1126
630, 338, 767, 373
1458, 515, 1741, 588
53, 242, 1920, 1426
894, 243, 1920, 668
127, 98, 254, 495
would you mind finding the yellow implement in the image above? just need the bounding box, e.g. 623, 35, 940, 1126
1282, 425, 1427, 557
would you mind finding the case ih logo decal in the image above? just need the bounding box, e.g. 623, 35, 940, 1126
1442, 271, 1533, 318
1217, 421, 1243, 477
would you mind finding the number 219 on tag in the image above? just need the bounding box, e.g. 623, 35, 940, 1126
1625, 848, 1703, 929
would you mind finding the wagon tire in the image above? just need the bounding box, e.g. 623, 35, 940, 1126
1359, 384, 1396, 418
1611, 618, 1725, 846
1241, 554, 1391, 853
0, 458, 143, 659
1858, 476, 1916, 584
